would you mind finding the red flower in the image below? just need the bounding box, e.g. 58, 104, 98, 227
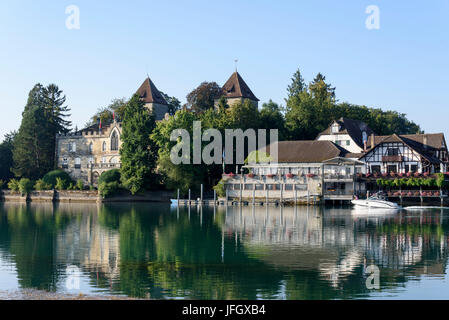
286, 173, 294, 178
406, 172, 412, 177
247, 173, 255, 178
414, 172, 420, 177
306, 173, 315, 178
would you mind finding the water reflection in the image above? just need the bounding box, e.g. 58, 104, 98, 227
0, 202, 448, 299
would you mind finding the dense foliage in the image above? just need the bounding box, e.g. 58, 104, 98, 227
120, 94, 159, 194
42, 170, 73, 189
12, 84, 71, 179
98, 169, 121, 185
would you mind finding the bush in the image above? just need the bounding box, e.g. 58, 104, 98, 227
55, 177, 67, 190
18, 178, 34, 195
98, 181, 120, 198
34, 179, 52, 191
8, 179, 20, 192
213, 179, 226, 198
43, 170, 72, 189
98, 169, 121, 185
0, 180, 5, 189
76, 179, 84, 191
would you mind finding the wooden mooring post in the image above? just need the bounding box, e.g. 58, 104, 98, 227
188, 189, 191, 206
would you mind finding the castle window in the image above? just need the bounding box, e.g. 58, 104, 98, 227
89, 143, 93, 154
62, 158, 68, 169
111, 131, 119, 151
331, 123, 339, 134
75, 158, 81, 169
68, 142, 76, 152
102, 141, 107, 152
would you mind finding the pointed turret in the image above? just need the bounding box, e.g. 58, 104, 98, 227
136, 77, 168, 121
219, 72, 259, 107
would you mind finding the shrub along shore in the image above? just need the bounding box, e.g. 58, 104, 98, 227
0, 169, 171, 203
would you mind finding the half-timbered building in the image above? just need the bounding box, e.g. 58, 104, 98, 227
360, 133, 449, 174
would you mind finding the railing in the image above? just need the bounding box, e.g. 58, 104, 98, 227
323, 174, 354, 180
88, 163, 121, 169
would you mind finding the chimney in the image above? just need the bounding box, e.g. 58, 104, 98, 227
423, 135, 428, 150
370, 134, 375, 150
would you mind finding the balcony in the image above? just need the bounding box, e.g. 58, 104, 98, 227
323, 174, 354, 181
382, 155, 403, 162
88, 163, 121, 169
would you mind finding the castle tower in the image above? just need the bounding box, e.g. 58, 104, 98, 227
136, 77, 169, 121
218, 72, 259, 108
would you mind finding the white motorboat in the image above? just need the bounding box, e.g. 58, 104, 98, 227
351, 194, 400, 209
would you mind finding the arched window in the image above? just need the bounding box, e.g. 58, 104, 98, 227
102, 141, 107, 152
111, 131, 118, 151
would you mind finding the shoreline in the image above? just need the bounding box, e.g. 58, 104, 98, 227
0, 289, 142, 300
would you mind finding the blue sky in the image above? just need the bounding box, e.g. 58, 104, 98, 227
0, 1, 448, 141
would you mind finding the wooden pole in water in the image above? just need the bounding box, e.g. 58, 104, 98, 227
252, 188, 255, 206
280, 185, 283, 206
266, 188, 269, 206
214, 189, 217, 207
295, 186, 297, 206
177, 189, 180, 206
201, 184, 203, 204
189, 189, 191, 206
226, 189, 229, 206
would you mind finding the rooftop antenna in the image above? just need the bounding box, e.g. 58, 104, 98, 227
234, 59, 238, 72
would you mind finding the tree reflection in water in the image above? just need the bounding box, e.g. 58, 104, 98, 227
0, 202, 448, 299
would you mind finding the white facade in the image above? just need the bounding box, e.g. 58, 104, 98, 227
317, 133, 363, 153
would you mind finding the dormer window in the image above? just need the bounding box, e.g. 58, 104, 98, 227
331, 123, 339, 134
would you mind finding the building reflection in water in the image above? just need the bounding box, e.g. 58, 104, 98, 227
0, 202, 448, 299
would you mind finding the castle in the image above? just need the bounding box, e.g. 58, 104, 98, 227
56, 72, 259, 185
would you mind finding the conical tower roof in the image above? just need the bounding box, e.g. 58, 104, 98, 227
221, 72, 259, 101
136, 77, 168, 105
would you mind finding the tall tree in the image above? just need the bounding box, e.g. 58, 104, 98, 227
120, 94, 158, 194
259, 100, 286, 140
0, 131, 16, 182
185, 81, 222, 113
287, 69, 306, 98
12, 106, 54, 179
42, 84, 71, 169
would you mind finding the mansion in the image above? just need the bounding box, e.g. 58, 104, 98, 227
56, 71, 259, 185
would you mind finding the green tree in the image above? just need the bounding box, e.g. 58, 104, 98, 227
185, 81, 222, 113
259, 100, 286, 140
12, 105, 54, 179
120, 94, 158, 194
161, 92, 181, 116
0, 131, 16, 181
87, 98, 128, 126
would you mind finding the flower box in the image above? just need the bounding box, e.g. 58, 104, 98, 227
382, 173, 388, 177
406, 172, 412, 177
247, 173, 255, 178
228, 172, 235, 177
414, 172, 420, 177
365, 173, 371, 178
306, 174, 315, 178
373, 173, 379, 178
266, 174, 275, 178
414, 191, 420, 196
398, 173, 404, 177
407, 192, 413, 197
390, 172, 396, 177
434, 191, 440, 196
423, 172, 429, 177
285, 173, 294, 179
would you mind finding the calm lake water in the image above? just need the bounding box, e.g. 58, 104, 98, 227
0, 201, 448, 300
